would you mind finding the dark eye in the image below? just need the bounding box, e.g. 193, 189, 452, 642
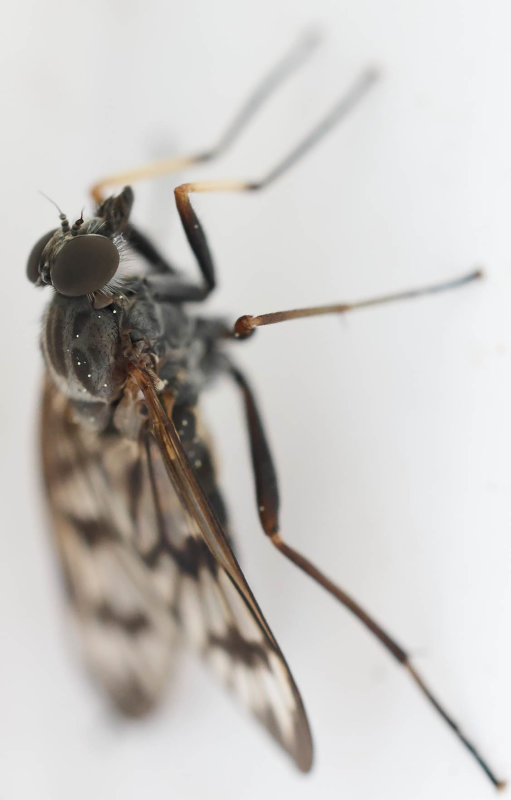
26, 229, 57, 283
51, 234, 120, 296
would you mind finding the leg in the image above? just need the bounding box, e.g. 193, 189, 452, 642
141, 67, 377, 301
91, 31, 322, 204
231, 269, 483, 337
228, 362, 504, 789
125, 224, 177, 275
120, 216, 213, 298
96, 47, 377, 300
173, 69, 377, 297
144, 273, 210, 303
112, 220, 211, 301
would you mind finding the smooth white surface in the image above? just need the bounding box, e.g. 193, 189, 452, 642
1, 2, 510, 798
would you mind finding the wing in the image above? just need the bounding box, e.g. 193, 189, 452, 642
41, 376, 181, 716
41, 370, 313, 771
132, 366, 313, 771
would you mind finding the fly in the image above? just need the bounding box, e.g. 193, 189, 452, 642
28, 35, 504, 789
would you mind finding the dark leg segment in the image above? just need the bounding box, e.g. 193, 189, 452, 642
228, 362, 505, 790
144, 274, 209, 303
119, 221, 208, 301
125, 224, 178, 275
229, 366, 280, 537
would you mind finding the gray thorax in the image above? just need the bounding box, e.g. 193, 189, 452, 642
41, 280, 226, 431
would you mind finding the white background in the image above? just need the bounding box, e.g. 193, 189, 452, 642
1, 2, 510, 799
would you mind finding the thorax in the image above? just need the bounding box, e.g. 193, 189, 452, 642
41, 281, 225, 428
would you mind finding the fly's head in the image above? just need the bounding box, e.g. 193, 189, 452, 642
26, 186, 134, 300
28, 187, 142, 419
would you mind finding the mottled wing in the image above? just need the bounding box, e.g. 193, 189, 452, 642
41, 370, 313, 771
41, 377, 180, 716
133, 367, 313, 771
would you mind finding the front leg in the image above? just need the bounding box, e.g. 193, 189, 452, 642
125, 224, 178, 275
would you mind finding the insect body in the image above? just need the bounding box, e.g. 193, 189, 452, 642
28, 38, 504, 789
33, 184, 314, 768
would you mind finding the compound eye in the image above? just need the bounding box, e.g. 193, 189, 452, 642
26, 229, 57, 283
51, 234, 120, 296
